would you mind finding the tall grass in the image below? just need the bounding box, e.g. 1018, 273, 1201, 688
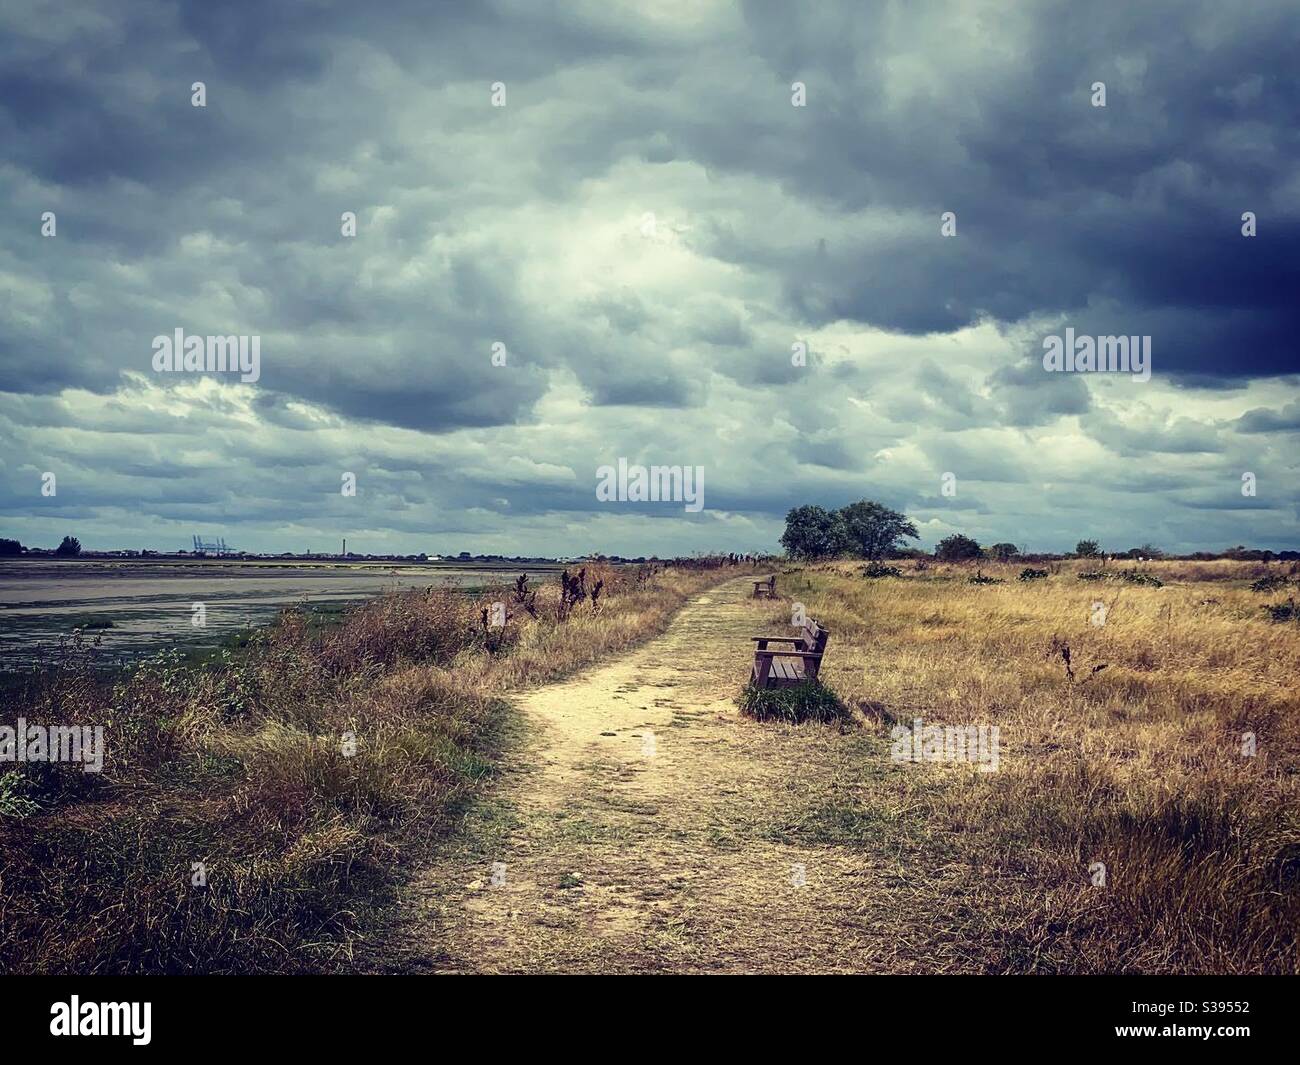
738, 680, 850, 724
787, 558, 1300, 973
0, 562, 732, 973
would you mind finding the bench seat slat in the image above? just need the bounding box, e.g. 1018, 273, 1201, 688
771, 660, 803, 682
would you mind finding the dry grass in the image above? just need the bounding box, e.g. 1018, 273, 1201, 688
9, 556, 1293, 974
0, 561, 736, 973
784, 557, 1300, 973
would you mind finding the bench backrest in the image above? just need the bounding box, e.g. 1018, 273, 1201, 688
800, 620, 829, 654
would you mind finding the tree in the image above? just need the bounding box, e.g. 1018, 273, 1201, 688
55, 535, 82, 557
835, 500, 919, 560
936, 533, 982, 561
1075, 540, 1102, 558
1123, 543, 1163, 560
780, 505, 846, 561
989, 542, 1019, 561
0, 538, 23, 557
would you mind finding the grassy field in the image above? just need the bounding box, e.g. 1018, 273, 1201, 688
5, 555, 1296, 974
0, 561, 735, 973
776, 557, 1300, 973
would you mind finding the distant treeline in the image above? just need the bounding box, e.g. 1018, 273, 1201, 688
778, 502, 1299, 562
1, 536, 80, 557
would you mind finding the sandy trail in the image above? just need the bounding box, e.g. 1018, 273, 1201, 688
369, 576, 953, 974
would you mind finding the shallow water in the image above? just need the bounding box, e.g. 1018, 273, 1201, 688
0, 559, 562, 667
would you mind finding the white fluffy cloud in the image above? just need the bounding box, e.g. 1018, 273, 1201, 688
1, 0, 1297, 555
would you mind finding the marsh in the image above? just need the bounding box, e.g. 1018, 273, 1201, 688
0, 558, 565, 667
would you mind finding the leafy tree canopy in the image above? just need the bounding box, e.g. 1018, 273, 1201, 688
779, 505, 846, 561
836, 500, 919, 561
936, 533, 982, 561
780, 500, 918, 561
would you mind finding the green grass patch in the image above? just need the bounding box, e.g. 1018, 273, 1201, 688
738, 680, 851, 724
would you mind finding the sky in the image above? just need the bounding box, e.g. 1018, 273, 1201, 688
1, 0, 1297, 558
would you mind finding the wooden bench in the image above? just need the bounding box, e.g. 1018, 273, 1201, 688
751, 575, 777, 599
750, 618, 829, 688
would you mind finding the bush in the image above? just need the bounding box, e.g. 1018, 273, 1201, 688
968, 570, 1004, 585
1078, 569, 1162, 587
1018, 568, 1048, 582
1251, 575, 1290, 593
1264, 599, 1298, 622
738, 681, 850, 724
1120, 570, 1163, 587
862, 562, 902, 578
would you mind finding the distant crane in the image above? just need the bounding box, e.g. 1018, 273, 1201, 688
192, 534, 234, 556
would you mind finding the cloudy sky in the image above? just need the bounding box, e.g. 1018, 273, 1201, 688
1, 0, 1297, 557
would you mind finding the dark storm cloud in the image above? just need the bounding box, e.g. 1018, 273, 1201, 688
2, 0, 1298, 556
696, 0, 1300, 381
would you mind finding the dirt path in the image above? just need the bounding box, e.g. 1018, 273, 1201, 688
368, 576, 961, 973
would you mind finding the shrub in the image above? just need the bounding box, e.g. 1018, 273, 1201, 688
1264, 599, 1298, 622
1251, 575, 1290, 593
968, 570, 1004, 585
862, 562, 902, 578
1120, 570, 1163, 587
738, 681, 850, 724
1018, 568, 1048, 582
1078, 569, 1162, 587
